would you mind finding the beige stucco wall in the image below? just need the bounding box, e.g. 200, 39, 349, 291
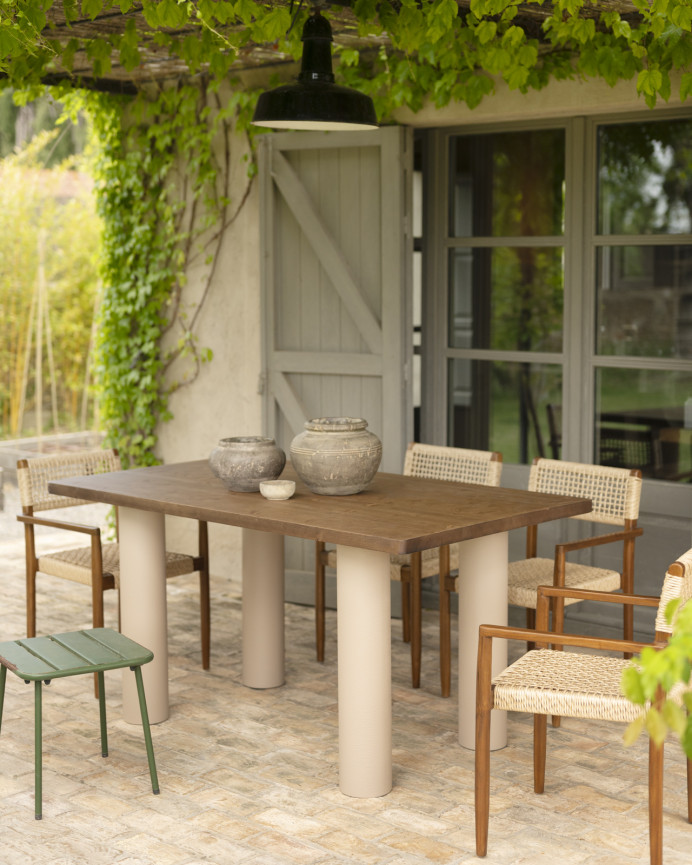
156, 93, 262, 580
155, 70, 690, 583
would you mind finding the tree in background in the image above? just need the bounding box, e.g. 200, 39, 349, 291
0, 119, 102, 438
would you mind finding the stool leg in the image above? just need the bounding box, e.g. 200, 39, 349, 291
0, 666, 6, 733
132, 666, 159, 794
34, 680, 42, 820
98, 671, 108, 757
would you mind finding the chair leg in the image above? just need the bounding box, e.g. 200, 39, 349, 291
649, 737, 663, 865
0, 666, 6, 733
27, 568, 37, 639
534, 714, 546, 793
410, 553, 422, 689
199, 569, 210, 670
198, 521, 210, 670
525, 608, 536, 651
439, 577, 451, 698
401, 573, 411, 644
97, 671, 108, 757
439, 545, 452, 698
475, 698, 492, 856
34, 680, 42, 820
92, 579, 105, 699
315, 542, 326, 662
132, 665, 159, 795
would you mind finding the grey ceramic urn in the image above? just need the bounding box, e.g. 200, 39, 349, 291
209, 436, 286, 492
289, 417, 382, 495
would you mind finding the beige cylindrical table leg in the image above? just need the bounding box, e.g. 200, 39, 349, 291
118, 507, 169, 724
457, 532, 508, 751
336, 544, 392, 798
242, 528, 285, 689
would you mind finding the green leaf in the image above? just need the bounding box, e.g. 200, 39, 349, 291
476, 20, 497, 45
81, 0, 103, 20
645, 707, 668, 745
623, 714, 645, 747
621, 665, 646, 704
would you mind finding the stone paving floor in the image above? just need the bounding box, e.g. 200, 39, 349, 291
0, 480, 690, 864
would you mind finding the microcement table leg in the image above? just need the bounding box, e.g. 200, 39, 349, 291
336, 544, 392, 798
457, 532, 508, 751
118, 507, 169, 724
242, 528, 285, 689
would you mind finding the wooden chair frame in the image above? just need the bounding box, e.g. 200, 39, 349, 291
17, 451, 211, 671
475, 578, 692, 865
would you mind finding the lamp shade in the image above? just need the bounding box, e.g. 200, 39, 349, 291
251, 11, 378, 131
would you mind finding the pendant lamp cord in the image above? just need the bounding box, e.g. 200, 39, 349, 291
287, 0, 330, 36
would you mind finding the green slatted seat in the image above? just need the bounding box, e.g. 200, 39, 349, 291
0, 627, 159, 819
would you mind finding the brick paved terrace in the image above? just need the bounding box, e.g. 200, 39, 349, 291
0, 477, 689, 865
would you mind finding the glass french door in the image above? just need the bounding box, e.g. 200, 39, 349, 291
423, 113, 692, 494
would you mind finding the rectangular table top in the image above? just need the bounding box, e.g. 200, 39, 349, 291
49, 460, 591, 555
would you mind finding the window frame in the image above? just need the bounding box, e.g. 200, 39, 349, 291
421, 111, 692, 518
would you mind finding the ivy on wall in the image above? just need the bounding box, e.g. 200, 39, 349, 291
3, 0, 692, 466
69, 83, 257, 467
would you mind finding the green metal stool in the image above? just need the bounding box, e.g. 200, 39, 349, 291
0, 627, 160, 819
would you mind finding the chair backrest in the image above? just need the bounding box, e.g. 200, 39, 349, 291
528, 457, 641, 526
17, 449, 121, 513
655, 548, 692, 638
403, 443, 502, 487
599, 426, 658, 476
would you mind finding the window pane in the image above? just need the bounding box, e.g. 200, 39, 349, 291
595, 368, 692, 481
449, 129, 565, 237
449, 247, 563, 351
595, 245, 692, 359
448, 359, 562, 464
597, 118, 692, 235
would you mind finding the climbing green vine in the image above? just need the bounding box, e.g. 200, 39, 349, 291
67, 82, 257, 468
3, 0, 692, 466
2, 1, 692, 113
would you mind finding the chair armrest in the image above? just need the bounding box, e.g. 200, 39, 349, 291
17, 514, 101, 536
477, 622, 654, 656
536, 585, 660, 608
555, 527, 643, 557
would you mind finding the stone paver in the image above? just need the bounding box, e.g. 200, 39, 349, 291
0, 478, 689, 864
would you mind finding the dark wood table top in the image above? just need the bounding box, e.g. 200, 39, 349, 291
50, 460, 592, 555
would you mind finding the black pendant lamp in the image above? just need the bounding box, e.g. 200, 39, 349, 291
251, 8, 378, 131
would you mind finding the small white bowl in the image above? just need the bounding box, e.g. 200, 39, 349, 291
259, 480, 296, 501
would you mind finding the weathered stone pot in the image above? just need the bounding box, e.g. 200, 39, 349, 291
289, 417, 382, 496
209, 436, 286, 492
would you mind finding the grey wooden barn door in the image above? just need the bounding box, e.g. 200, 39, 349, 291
259, 126, 413, 603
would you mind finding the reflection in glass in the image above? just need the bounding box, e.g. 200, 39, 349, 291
448, 359, 562, 465
448, 247, 563, 351
598, 118, 692, 235
595, 368, 692, 481
596, 246, 692, 359
449, 129, 565, 238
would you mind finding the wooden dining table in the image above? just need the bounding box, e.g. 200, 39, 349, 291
50, 460, 591, 798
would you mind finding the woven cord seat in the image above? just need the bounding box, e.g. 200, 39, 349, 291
0, 628, 159, 820
17, 450, 211, 683
475, 548, 692, 865
37, 543, 197, 586
507, 458, 643, 648
314, 442, 502, 696
507, 558, 621, 609
492, 649, 640, 722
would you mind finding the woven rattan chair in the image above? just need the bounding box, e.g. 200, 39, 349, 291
475, 549, 692, 865
315, 442, 502, 694
17, 449, 211, 670
507, 457, 643, 646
